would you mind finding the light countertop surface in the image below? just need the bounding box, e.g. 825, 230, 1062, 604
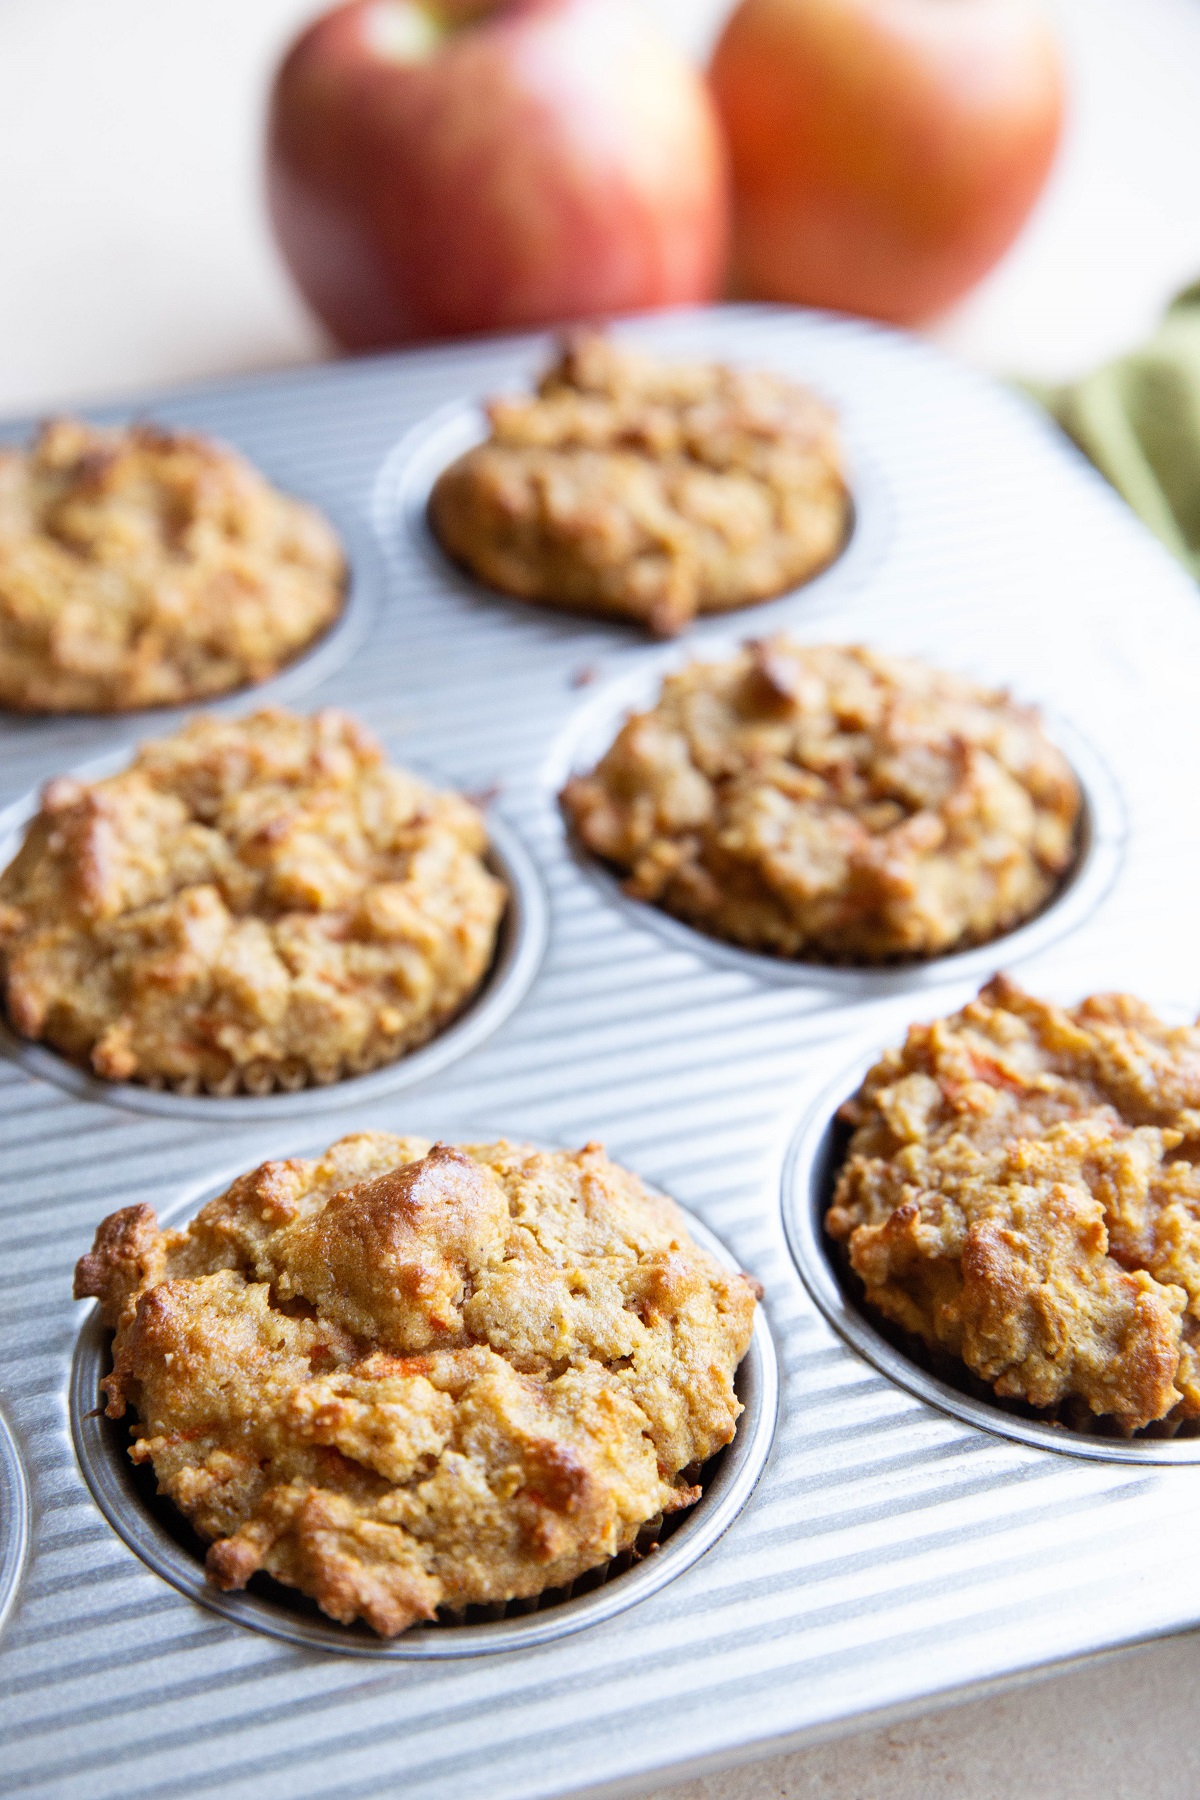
5, 2, 1200, 1796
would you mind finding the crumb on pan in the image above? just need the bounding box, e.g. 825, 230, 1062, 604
827, 975, 1200, 1433
560, 638, 1081, 964
429, 333, 849, 636
0, 707, 506, 1092
74, 1134, 758, 1635
0, 418, 345, 713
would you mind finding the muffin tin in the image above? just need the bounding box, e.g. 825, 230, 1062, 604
4, 305, 1200, 1800
0, 1407, 28, 1639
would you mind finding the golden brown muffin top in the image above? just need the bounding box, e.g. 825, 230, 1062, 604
828, 976, 1200, 1432
75, 1132, 758, 1635
0, 708, 505, 1092
562, 638, 1081, 963
429, 335, 848, 635
0, 418, 344, 712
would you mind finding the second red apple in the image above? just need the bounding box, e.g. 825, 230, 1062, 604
710, 0, 1064, 325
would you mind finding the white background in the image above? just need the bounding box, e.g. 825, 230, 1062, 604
5, 2, 1200, 1796
2, 0, 1200, 414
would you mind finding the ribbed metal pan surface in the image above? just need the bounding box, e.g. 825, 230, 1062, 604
2, 305, 1200, 1800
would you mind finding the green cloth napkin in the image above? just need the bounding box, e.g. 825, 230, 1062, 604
1026, 281, 1200, 579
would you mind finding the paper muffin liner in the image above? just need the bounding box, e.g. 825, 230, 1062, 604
37, 993, 473, 1099
139, 1008, 458, 1099
3, 977, 503, 1103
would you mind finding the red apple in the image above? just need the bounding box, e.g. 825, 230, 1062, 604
267, 0, 730, 350
709, 0, 1064, 325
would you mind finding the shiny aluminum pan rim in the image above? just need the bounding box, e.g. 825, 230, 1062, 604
0, 1405, 29, 1638
782, 1043, 1200, 1464
0, 752, 547, 1121
70, 1202, 778, 1658
545, 643, 1125, 997
370, 396, 893, 638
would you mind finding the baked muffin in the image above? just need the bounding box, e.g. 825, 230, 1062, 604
561, 638, 1081, 963
75, 1133, 759, 1635
827, 977, 1200, 1434
0, 418, 345, 712
429, 334, 849, 636
0, 708, 505, 1093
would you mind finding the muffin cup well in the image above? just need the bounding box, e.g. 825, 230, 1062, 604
547, 646, 1126, 998
70, 1182, 778, 1658
0, 759, 547, 1121
782, 1047, 1200, 1465
0, 1407, 29, 1639
370, 398, 891, 637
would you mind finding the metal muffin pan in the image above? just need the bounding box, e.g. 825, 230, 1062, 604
781, 1044, 1200, 1464
5, 305, 1200, 1800
70, 1170, 777, 1658
0, 1406, 29, 1639
0, 750, 547, 1121
542, 636, 1126, 998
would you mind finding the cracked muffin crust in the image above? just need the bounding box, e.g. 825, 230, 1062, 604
429, 334, 849, 636
561, 638, 1081, 964
827, 977, 1200, 1433
0, 708, 505, 1093
74, 1133, 758, 1635
0, 418, 345, 712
